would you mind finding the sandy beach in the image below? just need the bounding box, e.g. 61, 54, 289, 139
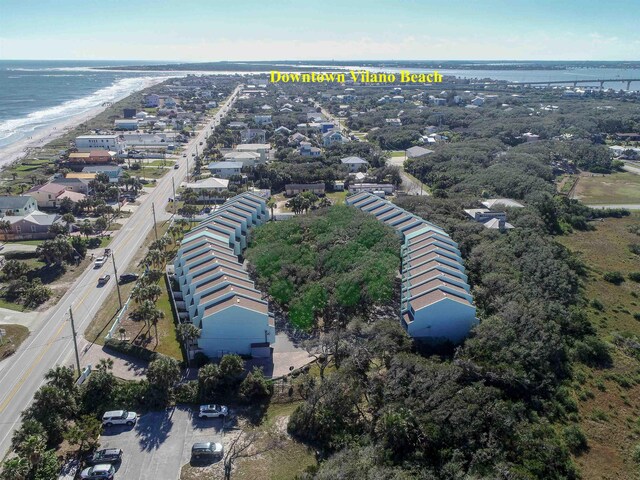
0, 77, 167, 171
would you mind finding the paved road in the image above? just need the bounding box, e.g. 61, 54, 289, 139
387, 154, 429, 196
98, 407, 226, 480
0, 85, 242, 460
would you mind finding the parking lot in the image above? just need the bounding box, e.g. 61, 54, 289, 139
98, 406, 226, 479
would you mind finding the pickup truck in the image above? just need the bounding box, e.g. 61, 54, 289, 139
94, 256, 107, 268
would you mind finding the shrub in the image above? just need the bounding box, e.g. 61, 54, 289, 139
590, 298, 604, 311
633, 443, 640, 464
104, 338, 172, 363
630, 243, 640, 256
603, 271, 625, 285
574, 336, 612, 367
633, 313, 640, 321
174, 380, 199, 404
239, 366, 273, 402
629, 272, 640, 282
563, 425, 588, 454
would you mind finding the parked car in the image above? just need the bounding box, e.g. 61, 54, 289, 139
94, 257, 106, 268
86, 448, 123, 465
118, 273, 139, 284
174, 163, 179, 169
97, 274, 110, 286
80, 464, 115, 479
102, 410, 137, 427
199, 404, 228, 418
191, 442, 223, 460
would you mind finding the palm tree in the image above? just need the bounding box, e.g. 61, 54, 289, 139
148, 308, 165, 345
131, 284, 149, 305
0, 456, 29, 480
17, 434, 45, 469
177, 323, 201, 358
266, 197, 276, 221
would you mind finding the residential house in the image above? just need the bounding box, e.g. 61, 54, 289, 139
208, 161, 243, 178
50, 177, 90, 195
66, 150, 115, 166
82, 165, 123, 183
114, 119, 139, 130
2, 211, 61, 241
322, 130, 348, 147
75, 135, 125, 152
27, 183, 67, 209
253, 115, 272, 126
285, 183, 326, 197
240, 129, 266, 143
348, 183, 394, 195
182, 177, 230, 196
406, 146, 434, 159
522, 132, 540, 142
222, 151, 261, 167
0, 196, 38, 217
228, 121, 248, 129
481, 198, 525, 209
340, 156, 369, 173
235, 144, 270, 162
298, 142, 321, 157
464, 208, 514, 230
288, 132, 309, 145
145, 94, 160, 107
274, 126, 292, 135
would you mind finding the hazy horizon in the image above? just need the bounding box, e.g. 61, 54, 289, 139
2, 0, 639, 61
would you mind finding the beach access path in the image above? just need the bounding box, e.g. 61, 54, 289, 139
0, 85, 243, 460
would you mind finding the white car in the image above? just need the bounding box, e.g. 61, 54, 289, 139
80, 464, 115, 479
94, 256, 106, 268
102, 410, 137, 427
199, 404, 228, 418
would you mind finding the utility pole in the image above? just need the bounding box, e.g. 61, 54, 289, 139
111, 253, 123, 309
152, 202, 158, 241
186, 155, 190, 182
69, 307, 81, 376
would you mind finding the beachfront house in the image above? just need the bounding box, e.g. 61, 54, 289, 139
0, 196, 38, 217
27, 183, 67, 209
82, 165, 123, 183
75, 134, 125, 153
2, 211, 62, 241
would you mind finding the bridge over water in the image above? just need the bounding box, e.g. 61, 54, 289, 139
469, 78, 640, 90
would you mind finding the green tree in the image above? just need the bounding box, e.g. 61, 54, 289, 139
0, 457, 29, 480
64, 415, 102, 452
0, 219, 11, 241
2, 259, 30, 281
198, 363, 221, 400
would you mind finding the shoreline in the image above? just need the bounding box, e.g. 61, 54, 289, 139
0, 77, 168, 171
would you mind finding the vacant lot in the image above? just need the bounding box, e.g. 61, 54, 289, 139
574, 172, 640, 205
0, 324, 29, 359
557, 213, 640, 479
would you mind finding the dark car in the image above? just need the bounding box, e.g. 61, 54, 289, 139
118, 273, 139, 284
97, 274, 110, 286
191, 442, 223, 460
174, 163, 179, 169
87, 448, 123, 465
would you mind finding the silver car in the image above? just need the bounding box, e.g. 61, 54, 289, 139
80, 463, 115, 479
198, 404, 228, 418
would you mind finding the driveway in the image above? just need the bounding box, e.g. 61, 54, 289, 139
98, 406, 226, 479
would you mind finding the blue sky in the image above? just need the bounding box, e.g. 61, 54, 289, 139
1, 0, 638, 61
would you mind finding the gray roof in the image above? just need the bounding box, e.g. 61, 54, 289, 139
82, 165, 122, 173
406, 146, 434, 158
208, 162, 243, 169
0, 195, 35, 209
341, 156, 368, 164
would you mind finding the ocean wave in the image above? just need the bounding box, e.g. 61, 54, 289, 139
0, 76, 164, 144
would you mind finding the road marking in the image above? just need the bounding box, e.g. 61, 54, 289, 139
0, 321, 66, 413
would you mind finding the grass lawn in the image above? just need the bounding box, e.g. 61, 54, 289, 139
99, 236, 113, 248
0, 298, 26, 312
389, 150, 405, 157
145, 160, 176, 167
180, 401, 316, 480
326, 191, 347, 205
12, 239, 45, 246
574, 172, 640, 204
0, 324, 30, 359
556, 213, 640, 479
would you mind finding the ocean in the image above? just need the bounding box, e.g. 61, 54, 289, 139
1, 60, 639, 152
0, 60, 174, 148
